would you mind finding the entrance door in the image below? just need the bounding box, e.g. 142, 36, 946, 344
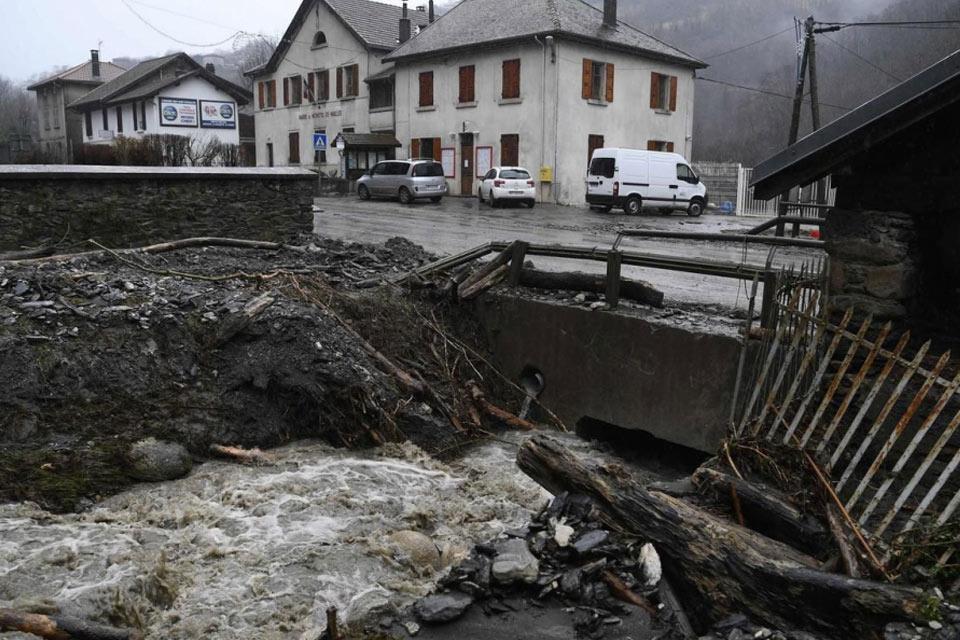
460, 133, 474, 196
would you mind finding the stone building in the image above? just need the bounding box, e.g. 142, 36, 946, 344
384, 0, 705, 204
69, 53, 252, 151
752, 48, 960, 326
246, 0, 430, 173
27, 51, 127, 163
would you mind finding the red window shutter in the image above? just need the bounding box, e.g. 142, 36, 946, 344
411, 139, 421, 158
666, 142, 675, 153
306, 73, 315, 102
258, 82, 265, 109
289, 131, 300, 164
419, 72, 433, 107
269, 80, 276, 107
650, 72, 660, 109
320, 70, 329, 101
283, 78, 290, 106
500, 134, 519, 166
432, 138, 442, 162
352, 65, 359, 96
647, 140, 658, 151
582, 59, 592, 99
336, 68, 343, 98
502, 59, 520, 99
459, 66, 475, 103
605, 63, 615, 103
669, 76, 678, 111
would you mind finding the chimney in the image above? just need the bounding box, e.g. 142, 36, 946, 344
399, 2, 412, 43
603, 0, 617, 28
90, 50, 101, 78
429, 0, 435, 23
205, 63, 216, 74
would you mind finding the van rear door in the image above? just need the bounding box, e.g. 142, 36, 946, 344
587, 153, 616, 199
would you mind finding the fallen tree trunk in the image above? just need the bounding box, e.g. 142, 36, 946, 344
692, 467, 828, 556
458, 265, 509, 301
516, 435, 929, 638
0, 609, 142, 640
518, 268, 664, 308
456, 242, 517, 300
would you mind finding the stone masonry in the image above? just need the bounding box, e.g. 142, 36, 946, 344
823, 208, 919, 320
0, 166, 317, 253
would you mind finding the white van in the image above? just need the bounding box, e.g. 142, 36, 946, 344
586, 148, 707, 216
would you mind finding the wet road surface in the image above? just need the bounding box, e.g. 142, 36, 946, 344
314, 197, 824, 309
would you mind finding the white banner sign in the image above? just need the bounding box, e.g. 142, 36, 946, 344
200, 100, 237, 129
159, 97, 198, 128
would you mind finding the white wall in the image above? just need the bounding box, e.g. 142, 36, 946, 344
251, 0, 393, 169
393, 39, 696, 205
82, 76, 241, 147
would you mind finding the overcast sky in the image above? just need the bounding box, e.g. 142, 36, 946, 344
0, 0, 411, 83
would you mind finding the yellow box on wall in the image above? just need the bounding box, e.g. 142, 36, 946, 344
539, 166, 554, 183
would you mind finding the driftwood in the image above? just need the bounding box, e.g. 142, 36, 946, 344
1, 237, 306, 265
467, 381, 536, 430
692, 467, 828, 556
0, 609, 142, 640
210, 444, 273, 465
456, 242, 517, 300
826, 504, 864, 579
516, 435, 929, 638
518, 268, 664, 308
458, 265, 509, 301
600, 569, 657, 615
210, 295, 275, 348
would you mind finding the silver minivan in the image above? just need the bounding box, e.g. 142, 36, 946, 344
357, 160, 448, 204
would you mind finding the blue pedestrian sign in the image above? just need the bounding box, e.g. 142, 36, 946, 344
313, 133, 328, 151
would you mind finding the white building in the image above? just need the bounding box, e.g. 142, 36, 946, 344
246, 0, 430, 175
385, 0, 705, 204
69, 53, 252, 150
27, 51, 127, 163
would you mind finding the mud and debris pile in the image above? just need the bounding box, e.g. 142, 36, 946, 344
0, 236, 512, 511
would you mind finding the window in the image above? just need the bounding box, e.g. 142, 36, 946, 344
419, 71, 434, 107
588, 134, 604, 166
500, 133, 519, 166
304, 73, 316, 103
502, 59, 521, 100
315, 128, 326, 164
337, 64, 359, 98
267, 80, 277, 108
677, 164, 698, 183
85, 111, 93, 137
589, 157, 615, 178
139, 102, 147, 130
289, 131, 300, 164
647, 140, 675, 152
500, 169, 530, 179
258, 82, 265, 109
369, 78, 394, 109
411, 138, 440, 160
582, 59, 614, 102
102, 109, 109, 132
650, 72, 677, 111
318, 70, 330, 101
483, 169, 496, 181
459, 65, 475, 103
413, 162, 444, 177
284, 75, 302, 106
116, 107, 123, 134
313, 31, 327, 47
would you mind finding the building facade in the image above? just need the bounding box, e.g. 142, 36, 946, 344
385, 0, 704, 204
247, 0, 430, 174
69, 53, 251, 152
27, 51, 127, 163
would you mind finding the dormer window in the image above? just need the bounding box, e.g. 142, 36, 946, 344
313, 31, 327, 48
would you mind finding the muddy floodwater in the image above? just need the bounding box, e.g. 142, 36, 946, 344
0, 435, 546, 639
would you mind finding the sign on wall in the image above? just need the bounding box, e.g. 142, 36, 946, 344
441, 148, 456, 178
476, 146, 493, 178
159, 97, 198, 128
200, 100, 237, 129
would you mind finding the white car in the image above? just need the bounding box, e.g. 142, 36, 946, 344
478, 167, 536, 208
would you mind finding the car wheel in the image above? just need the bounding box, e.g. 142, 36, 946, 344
358, 185, 371, 201
398, 187, 413, 205
624, 196, 642, 215
687, 199, 705, 217
430, 197, 442, 203
526, 200, 536, 208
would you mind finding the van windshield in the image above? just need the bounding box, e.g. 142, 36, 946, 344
589, 157, 615, 179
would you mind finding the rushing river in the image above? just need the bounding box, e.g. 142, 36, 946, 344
0, 435, 547, 639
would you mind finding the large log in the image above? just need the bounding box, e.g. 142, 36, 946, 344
0, 609, 142, 640
518, 268, 664, 308
516, 435, 930, 638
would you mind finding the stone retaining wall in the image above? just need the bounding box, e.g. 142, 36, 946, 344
0, 166, 317, 252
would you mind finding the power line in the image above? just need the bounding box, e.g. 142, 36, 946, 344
702, 26, 795, 60
696, 76, 852, 111
818, 19, 960, 28
819, 34, 902, 82
121, 0, 242, 48
127, 0, 239, 32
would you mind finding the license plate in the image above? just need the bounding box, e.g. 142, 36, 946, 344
509, 190, 523, 194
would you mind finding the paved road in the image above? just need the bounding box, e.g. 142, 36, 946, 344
314, 197, 824, 309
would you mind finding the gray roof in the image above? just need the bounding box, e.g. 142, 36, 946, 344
27, 60, 127, 91
384, 0, 704, 67
69, 53, 252, 110
752, 49, 960, 199
252, 0, 431, 76
338, 132, 401, 147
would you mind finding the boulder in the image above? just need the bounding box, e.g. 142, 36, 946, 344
413, 592, 473, 623
491, 538, 539, 585
387, 530, 442, 571
126, 438, 192, 482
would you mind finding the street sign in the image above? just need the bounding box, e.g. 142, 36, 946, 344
313, 133, 328, 151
